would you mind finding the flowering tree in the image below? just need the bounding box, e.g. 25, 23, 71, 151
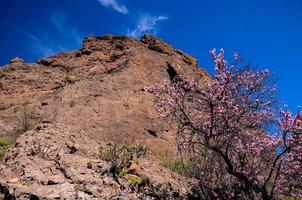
148, 49, 302, 199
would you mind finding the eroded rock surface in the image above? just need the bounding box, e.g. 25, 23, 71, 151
0, 35, 210, 199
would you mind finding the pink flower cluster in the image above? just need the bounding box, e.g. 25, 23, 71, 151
150, 48, 302, 199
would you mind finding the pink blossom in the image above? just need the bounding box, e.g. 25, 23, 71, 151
151, 49, 302, 199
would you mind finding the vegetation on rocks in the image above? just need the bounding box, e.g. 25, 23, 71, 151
150, 48, 302, 199
99, 143, 146, 177
161, 159, 201, 177
86, 160, 93, 169
4, 34, 298, 199
0, 136, 11, 160
127, 174, 143, 187
0, 34, 210, 199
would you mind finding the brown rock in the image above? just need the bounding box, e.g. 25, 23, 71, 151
0, 34, 210, 199
9, 57, 24, 64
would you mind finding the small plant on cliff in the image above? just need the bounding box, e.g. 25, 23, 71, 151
87, 160, 93, 169
0, 136, 12, 160
74, 184, 92, 194
127, 174, 142, 188
183, 54, 197, 67
67, 144, 78, 154
99, 143, 146, 177
149, 49, 302, 199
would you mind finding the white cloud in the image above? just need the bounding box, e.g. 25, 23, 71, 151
12, 26, 58, 57
127, 14, 168, 39
12, 26, 41, 43
50, 11, 82, 46
98, 0, 128, 14
12, 11, 83, 58
33, 43, 59, 57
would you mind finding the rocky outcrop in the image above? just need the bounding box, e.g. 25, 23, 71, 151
0, 34, 210, 199
9, 57, 24, 64
1, 124, 192, 199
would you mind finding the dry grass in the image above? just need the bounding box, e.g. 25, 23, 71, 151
147, 140, 175, 160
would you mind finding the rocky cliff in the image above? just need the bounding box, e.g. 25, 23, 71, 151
0, 34, 210, 199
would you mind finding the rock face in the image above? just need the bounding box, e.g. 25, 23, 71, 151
0, 35, 210, 199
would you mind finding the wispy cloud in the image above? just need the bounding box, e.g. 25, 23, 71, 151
12, 11, 83, 58
127, 14, 168, 39
12, 27, 41, 43
98, 0, 128, 14
12, 26, 60, 57
50, 11, 82, 46
33, 42, 60, 57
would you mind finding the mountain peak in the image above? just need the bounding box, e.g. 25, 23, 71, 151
0, 34, 209, 199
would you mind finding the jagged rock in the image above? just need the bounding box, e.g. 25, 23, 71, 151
65, 75, 79, 84
37, 57, 53, 66
0, 34, 210, 199
9, 57, 24, 64
140, 34, 174, 55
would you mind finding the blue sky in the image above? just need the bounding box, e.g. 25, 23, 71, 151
0, 0, 301, 110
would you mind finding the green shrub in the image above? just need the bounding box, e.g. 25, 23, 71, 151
0, 136, 12, 160
119, 143, 146, 164
99, 143, 146, 165
99, 143, 146, 176
127, 174, 142, 186
87, 160, 92, 169
0, 137, 11, 147
119, 166, 130, 176
0, 126, 30, 161
99, 146, 115, 161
